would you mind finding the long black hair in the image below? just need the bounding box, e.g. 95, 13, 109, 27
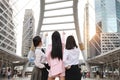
66, 35, 78, 50
51, 31, 63, 60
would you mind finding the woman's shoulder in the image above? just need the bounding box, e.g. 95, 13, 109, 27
64, 49, 70, 54
73, 47, 80, 52
64, 47, 79, 53
35, 47, 42, 51
64, 47, 79, 50
74, 47, 80, 50
35, 47, 43, 54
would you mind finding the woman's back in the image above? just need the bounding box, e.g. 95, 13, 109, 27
46, 44, 65, 77
46, 31, 65, 80
64, 48, 79, 66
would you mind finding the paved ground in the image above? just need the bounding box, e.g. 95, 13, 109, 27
0, 77, 108, 80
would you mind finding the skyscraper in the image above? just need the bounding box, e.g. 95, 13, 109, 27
0, 0, 16, 54
94, 0, 120, 54
95, 0, 120, 32
22, 9, 35, 57
89, 22, 102, 57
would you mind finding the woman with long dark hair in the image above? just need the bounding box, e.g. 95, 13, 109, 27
46, 31, 65, 80
63, 35, 81, 80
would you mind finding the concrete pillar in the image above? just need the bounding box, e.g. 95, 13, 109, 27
22, 61, 29, 77
111, 61, 114, 80
89, 65, 94, 78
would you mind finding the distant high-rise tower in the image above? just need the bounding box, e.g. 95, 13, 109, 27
92, 0, 120, 55
0, 0, 16, 54
95, 0, 120, 32
22, 9, 35, 57
89, 22, 102, 57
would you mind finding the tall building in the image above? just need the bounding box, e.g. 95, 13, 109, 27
101, 33, 120, 53
95, 0, 120, 32
89, 22, 102, 58
22, 9, 35, 57
94, 0, 120, 54
0, 0, 16, 54
0, 0, 25, 74
88, 0, 120, 74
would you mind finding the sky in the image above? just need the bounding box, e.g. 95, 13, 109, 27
11, 0, 95, 59
11, 0, 40, 56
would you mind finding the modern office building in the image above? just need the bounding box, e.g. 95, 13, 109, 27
0, 0, 16, 54
22, 9, 35, 57
95, 0, 120, 32
101, 33, 120, 53
89, 22, 102, 58
92, 0, 120, 55
0, 0, 28, 77
86, 0, 120, 78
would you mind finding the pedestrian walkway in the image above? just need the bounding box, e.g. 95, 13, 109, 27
0, 77, 30, 80
82, 78, 108, 80
0, 77, 108, 80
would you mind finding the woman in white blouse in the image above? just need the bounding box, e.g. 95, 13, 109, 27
30, 36, 49, 80
63, 35, 81, 80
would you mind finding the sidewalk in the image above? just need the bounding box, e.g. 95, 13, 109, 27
82, 78, 108, 80
0, 77, 108, 80
0, 77, 30, 80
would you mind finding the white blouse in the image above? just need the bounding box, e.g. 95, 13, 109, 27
63, 47, 80, 67
34, 47, 46, 68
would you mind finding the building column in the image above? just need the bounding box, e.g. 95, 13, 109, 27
111, 61, 114, 79
103, 64, 105, 78
89, 65, 94, 78
0, 56, 3, 69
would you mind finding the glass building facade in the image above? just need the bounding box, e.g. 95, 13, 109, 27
95, 0, 120, 32
116, 0, 120, 32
